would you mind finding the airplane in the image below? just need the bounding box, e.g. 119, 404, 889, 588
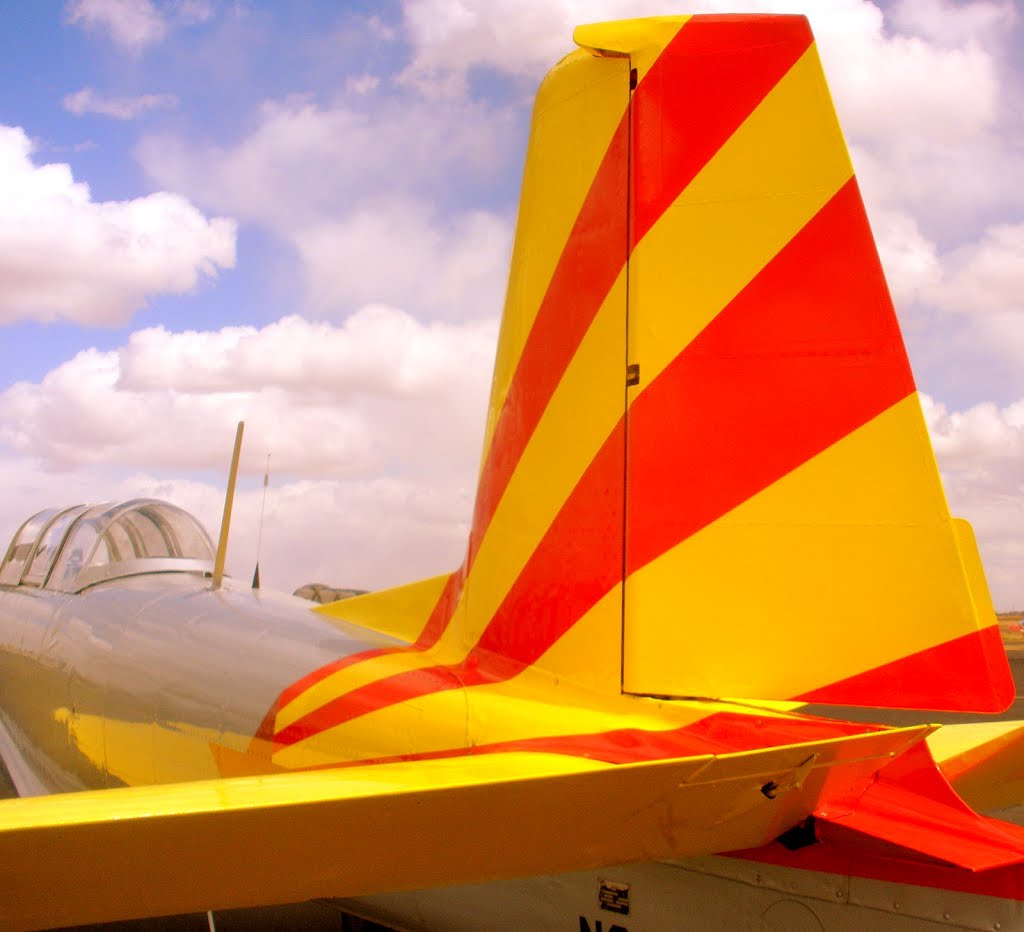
0, 12, 1023, 931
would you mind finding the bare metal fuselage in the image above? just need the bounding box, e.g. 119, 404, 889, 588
0, 575, 398, 796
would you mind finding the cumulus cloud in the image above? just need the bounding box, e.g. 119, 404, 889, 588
399, 0, 999, 129
0, 308, 496, 478
922, 393, 1024, 608
400, 0, 1018, 233
345, 74, 380, 96
292, 202, 510, 319
138, 94, 517, 320
65, 0, 167, 51
889, 0, 1017, 48
64, 0, 212, 50
64, 87, 178, 119
871, 211, 1024, 317
933, 224, 1024, 316
0, 125, 236, 326
138, 94, 517, 229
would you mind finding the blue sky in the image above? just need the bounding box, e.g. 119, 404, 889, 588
1, 0, 1023, 605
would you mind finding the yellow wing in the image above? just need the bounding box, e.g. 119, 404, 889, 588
0, 728, 924, 930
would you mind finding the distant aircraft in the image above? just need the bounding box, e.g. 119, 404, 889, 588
1, 13, 1023, 931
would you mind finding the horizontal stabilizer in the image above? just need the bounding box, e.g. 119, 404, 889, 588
929, 720, 1024, 814
0, 727, 926, 929
816, 742, 1024, 872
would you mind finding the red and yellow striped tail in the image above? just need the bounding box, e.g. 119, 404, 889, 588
319, 15, 1012, 714
448, 13, 1012, 711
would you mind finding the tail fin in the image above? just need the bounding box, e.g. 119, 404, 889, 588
438, 13, 1012, 711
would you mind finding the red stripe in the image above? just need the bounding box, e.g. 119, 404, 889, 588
470, 16, 812, 567
286, 710, 879, 769
274, 427, 627, 746
737, 828, 1024, 902
796, 626, 1014, 712
736, 740, 1024, 900
626, 176, 915, 572
470, 709, 877, 763
468, 114, 629, 569
815, 741, 1024, 871
253, 573, 463, 744
631, 15, 813, 244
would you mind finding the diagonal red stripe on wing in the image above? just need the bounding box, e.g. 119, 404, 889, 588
626, 176, 915, 573
796, 626, 1013, 712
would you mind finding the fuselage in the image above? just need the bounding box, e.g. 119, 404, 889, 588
0, 575, 400, 795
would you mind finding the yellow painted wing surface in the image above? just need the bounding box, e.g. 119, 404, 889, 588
0, 728, 924, 930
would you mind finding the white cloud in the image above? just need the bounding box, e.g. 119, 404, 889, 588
345, 74, 380, 96
0, 308, 495, 479
869, 206, 942, 310
292, 202, 510, 319
400, 1, 1017, 235
0, 125, 236, 326
871, 211, 1024, 317
932, 224, 1024, 316
138, 94, 516, 229
399, 0, 1000, 133
889, 0, 1017, 48
65, 0, 167, 51
922, 393, 1024, 608
64, 87, 179, 120
138, 94, 517, 320
64, 0, 213, 49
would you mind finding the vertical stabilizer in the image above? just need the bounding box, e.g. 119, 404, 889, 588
328, 16, 1012, 713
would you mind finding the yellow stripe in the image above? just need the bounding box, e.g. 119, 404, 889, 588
315, 573, 449, 643
456, 272, 626, 649
280, 484, 624, 734
480, 49, 629, 462
277, 275, 626, 724
623, 395, 979, 699
627, 43, 853, 402
273, 610, 467, 733
527, 584, 623, 693
574, 16, 689, 82
275, 654, 713, 772
273, 686, 469, 770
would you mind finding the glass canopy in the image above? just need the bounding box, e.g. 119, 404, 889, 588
0, 500, 215, 592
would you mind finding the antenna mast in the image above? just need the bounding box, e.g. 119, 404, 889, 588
213, 421, 244, 591
252, 454, 270, 590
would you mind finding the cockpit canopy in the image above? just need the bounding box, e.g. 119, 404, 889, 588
0, 500, 215, 593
